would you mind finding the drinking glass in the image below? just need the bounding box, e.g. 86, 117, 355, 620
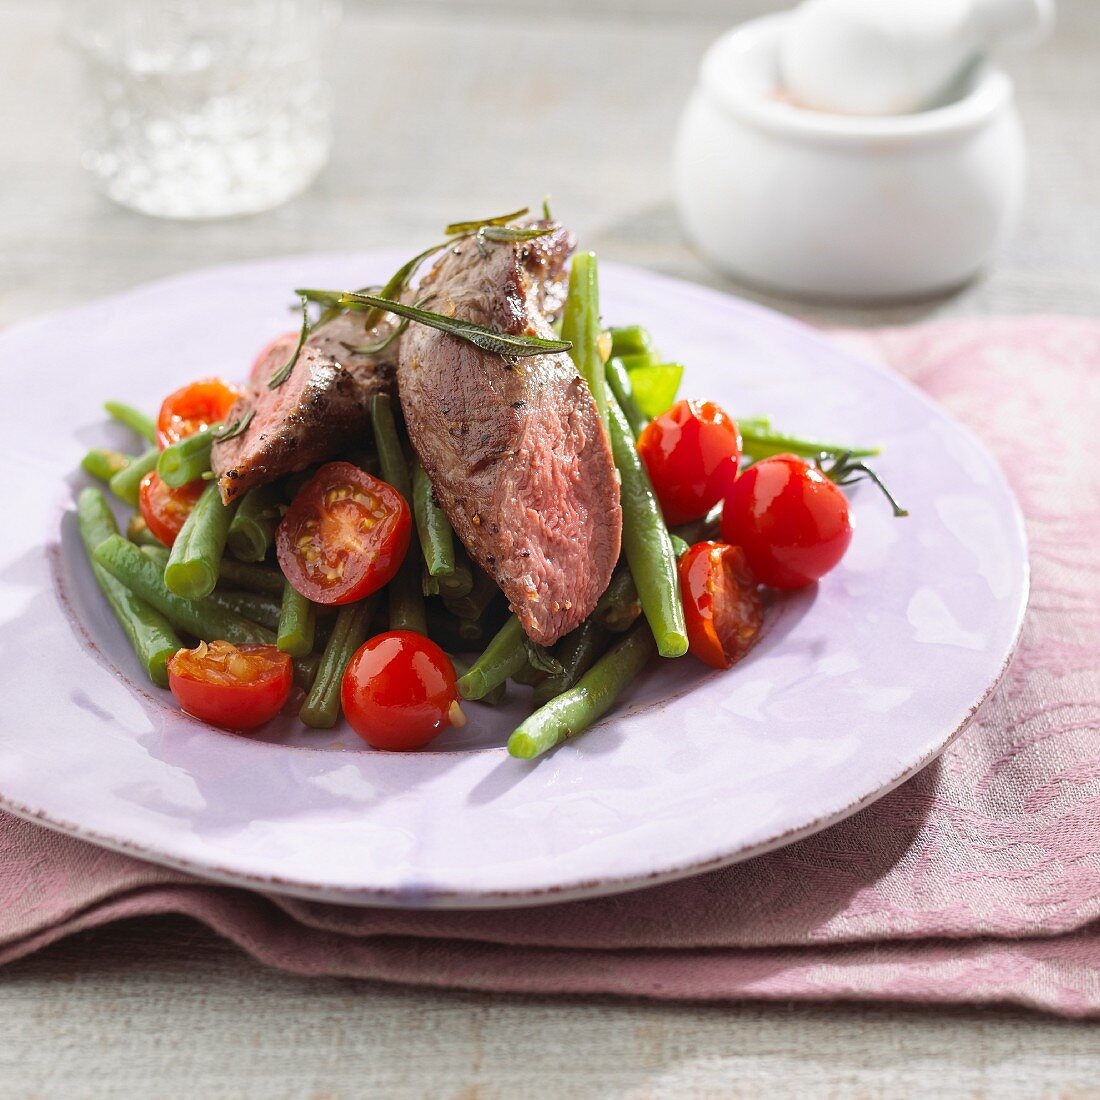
66, 0, 341, 219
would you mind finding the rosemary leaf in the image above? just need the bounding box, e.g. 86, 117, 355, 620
268, 294, 310, 389
341, 317, 410, 356
327, 291, 572, 360
211, 409, 254, 443
362, 243, 449, 330
478, 223, 558, 245
444, 206, 530, 236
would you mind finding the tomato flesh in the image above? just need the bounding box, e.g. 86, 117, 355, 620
341, 631, 459, 751
679, 541, 764, 669
168, 642, 292, 731
721, 454, 853, 589
637, 400, 742, 525
277, 462, 411, 605
139, 471, 205, 547
157, 378, 242, 449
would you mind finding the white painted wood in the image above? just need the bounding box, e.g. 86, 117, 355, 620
2, 0, 1098, 1094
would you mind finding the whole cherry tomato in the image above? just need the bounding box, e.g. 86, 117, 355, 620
168, 641, 292, 730
679, 541, 764, 669
721, 454, 852, 589
157, 378, 242, 449
637, 400, 742, 525
341, 631, 462, 751
276, 462, 411, 606
139, 470, 205, 547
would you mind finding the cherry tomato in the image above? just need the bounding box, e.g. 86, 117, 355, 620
637, 400, 742, 525
249, 331, 298, 382
168, 641, 292, 731
276, 462, 411, 606
721, 454, 852, 589
139, 471, 205, 547
341, 631, 461, 751
679, 541, 764, 669
157, 377, 242, 449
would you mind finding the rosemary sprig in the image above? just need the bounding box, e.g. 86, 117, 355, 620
542, 195, 553, 220
444, 206, 529, 236
211, 409, 254, 442
316, 290, 572, 360
360, 243, 449, 331
268, 294, 311, 389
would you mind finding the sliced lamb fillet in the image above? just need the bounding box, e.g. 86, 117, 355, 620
211, 314, 396, 504
397, 224, 622, 646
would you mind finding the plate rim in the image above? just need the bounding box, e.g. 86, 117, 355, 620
0, 252, 1031, 909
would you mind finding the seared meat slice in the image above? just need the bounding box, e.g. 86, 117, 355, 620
398, 225, 622, 646
212, 314, 396, 504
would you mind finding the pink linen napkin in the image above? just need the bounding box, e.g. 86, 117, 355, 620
3, 316, 1097, 1016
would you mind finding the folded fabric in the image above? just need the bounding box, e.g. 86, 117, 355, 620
2, 316, 1096, 1016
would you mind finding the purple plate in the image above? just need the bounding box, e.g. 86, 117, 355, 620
0, 254, 1028, 908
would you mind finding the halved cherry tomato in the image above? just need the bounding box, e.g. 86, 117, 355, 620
249, 331, 298, 383
341, 631, 461, 751
721, 454, 852, 589
139, 471, 205, 547
276, 462, 411, 605
679, 541, 764, 669
168, 641, 292, 730
637, 400, 742, 525
156, 377, 242, 449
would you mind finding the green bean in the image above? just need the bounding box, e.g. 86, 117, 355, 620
204, 590, 282, 632
606, 393, 687, 658
93, 535, 275, 645
413, 461, 456, 577
217, 558, 285, 595
299, 598, 375, 728
608, 325, 654, 359
457, 616, 531, 701
438, 560, 474, 599
511, 661, 547, 687
422, 568, 441, 597
226, 484, 282, 563
532, 620, 611, 707
76, 489, 181, 687
277, 580, 316, 657
82, 448, 131, 482
104, 401, 157, 444
508, 621, 655, 759
740, 425, 879, 461
736, 416, 771, 434
561, 251, 607, 425
293, 653, 321, 692
371, 393, 427, 634
126, 513, 164, 548
592, 561, 641, 633
164, 482, 238, 599
605, 358, 647, 437
108, 447, 158, 507
141, 544, 170, 569
442, 569, 498, 622
669, 534, 689, 558
157, 427, 214, 488
426, 607, 490, 652
447, 654, 506, 706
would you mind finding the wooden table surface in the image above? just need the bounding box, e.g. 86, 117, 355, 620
2, 0, 1098, 1095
